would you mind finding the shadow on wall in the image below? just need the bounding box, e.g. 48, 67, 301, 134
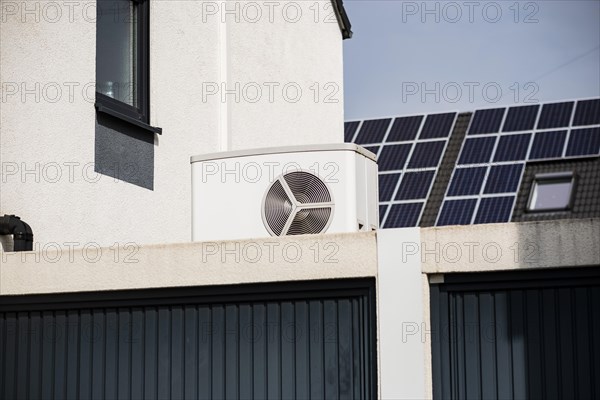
94, 113, 155, 190
0, 236, 13, 252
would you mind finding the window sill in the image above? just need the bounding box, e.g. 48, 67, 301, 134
95, 103, 162, 135
525, 208, 571, 214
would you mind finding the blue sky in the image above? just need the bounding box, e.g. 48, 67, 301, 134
343, 1, 600, 120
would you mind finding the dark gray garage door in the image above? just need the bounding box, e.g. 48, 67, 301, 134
430, 267, 600, 400
0, 278, 377, 400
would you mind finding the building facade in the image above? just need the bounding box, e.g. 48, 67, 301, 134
1, 0, 348, 248
1, 1, 599, 399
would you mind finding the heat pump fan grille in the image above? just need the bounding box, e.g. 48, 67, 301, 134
287, 207, 332, 236
284, 171, 332, 203
263, 179, 293, 236
263, 171, 334, 236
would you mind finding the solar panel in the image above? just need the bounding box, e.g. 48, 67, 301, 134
354, 118, 391, 144
364, 146, 380, 156
437, 199, 477, 226
529, 130, 567, 160
379, 205, 388, 225
537, 102, 574, 129
386, 115, 423, 142
384, 202, 423, 228
419, 113, 456, 139
502, 104, 539, 132
474, 196, 515, 224
484, 164, 524, 194
447, 167, 487, 196
493, 133, 531, 162
378, 144, 412, 171
407, 140, 446, 168
344, 121, 360, 142
395, 171, 435, 200
349, 97, 599, 230
573, 99, 600, 126
468, 108, 505, 134
565, 127, 600, 156
458, 137, 496, 164
378, 173, 400, 202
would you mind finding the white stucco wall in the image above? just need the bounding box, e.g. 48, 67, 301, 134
226, 0, 344, 149
0, 0, 344, 249
0, 232, 377, 295
377, 228, 426, 400
420, 218, 600, 273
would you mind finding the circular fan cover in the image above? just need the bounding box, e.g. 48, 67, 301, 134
263, 171, 334, 236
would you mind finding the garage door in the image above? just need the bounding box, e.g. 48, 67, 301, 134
430, 267, 600, 400
0, 278, 377, 400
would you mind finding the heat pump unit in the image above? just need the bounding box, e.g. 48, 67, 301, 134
191, 144, 378, 242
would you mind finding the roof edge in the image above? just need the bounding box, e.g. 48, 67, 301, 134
332, 0, 352, 39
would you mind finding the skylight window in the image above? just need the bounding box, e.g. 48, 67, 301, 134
527, 172, 575, 212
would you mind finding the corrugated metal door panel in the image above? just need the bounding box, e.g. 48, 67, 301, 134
431, 268, 600, 400
0, 279, 376, 400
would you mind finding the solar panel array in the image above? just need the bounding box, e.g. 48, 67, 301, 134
345, 97, 600, 228
345, 112, 457, 228
437, 98, 600, 226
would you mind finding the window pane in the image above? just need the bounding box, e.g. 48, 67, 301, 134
96, 0, 136, 106
530, 180, 573, 210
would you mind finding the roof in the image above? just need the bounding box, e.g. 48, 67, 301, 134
345, 97, 600, 228
332, 0, 352, 39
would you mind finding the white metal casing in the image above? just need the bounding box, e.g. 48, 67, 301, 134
191, 144, 378, 242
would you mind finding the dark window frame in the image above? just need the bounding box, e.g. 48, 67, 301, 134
526, 171, 576, 213
94, 0, 161, 134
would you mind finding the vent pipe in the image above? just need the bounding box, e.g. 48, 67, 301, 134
0, 215, 34, 252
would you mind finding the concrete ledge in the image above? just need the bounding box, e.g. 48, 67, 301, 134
420, 218, 600, 274
0, 232, 377, 296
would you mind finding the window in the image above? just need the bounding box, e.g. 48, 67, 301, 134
95, 0, 160, 133
527, 172, 575, 212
